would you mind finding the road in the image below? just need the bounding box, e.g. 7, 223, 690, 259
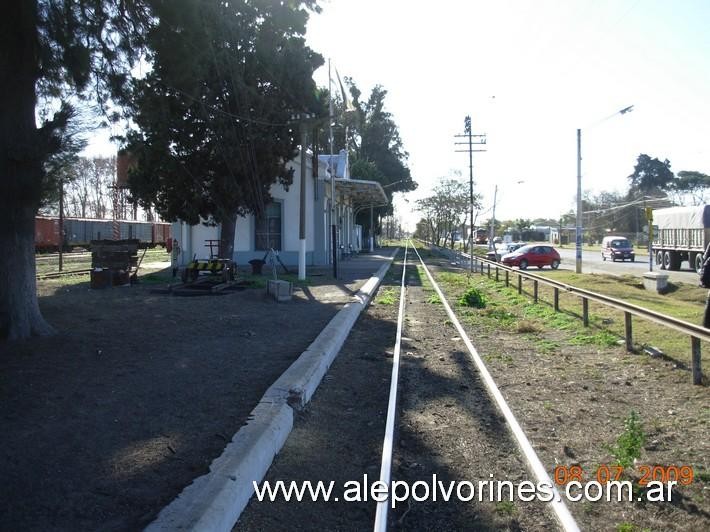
478, 243, 701, 285
555, 247, 700, 285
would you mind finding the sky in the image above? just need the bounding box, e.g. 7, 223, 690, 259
304, 0, 710, 229
83, 0, 710, 230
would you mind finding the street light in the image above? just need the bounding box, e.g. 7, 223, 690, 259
576, 105, 634, 273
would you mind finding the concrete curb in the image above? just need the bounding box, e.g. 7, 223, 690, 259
146, 249, 398, 532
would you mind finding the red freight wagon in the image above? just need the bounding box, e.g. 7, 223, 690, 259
152, 222, 171, 246
35, 216, 61, 252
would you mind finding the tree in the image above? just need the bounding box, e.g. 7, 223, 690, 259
671, 171, 710, 206
416, 178, 476, 248
1, 1, 149, 340
126, 1, 322, 258
330, 80, 417, 235
628, 154, 674, 197
65, 156, 116, 218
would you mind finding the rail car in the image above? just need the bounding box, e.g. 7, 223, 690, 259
35, 216, 171, 252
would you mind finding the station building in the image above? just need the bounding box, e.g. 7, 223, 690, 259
171, 150, 388, 267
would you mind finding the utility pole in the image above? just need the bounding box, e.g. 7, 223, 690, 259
455, 115, 486, 272
58, 178, 64, 271
328, 59, 338, 279
489, 185, 498, 250
289, 112, 317, 281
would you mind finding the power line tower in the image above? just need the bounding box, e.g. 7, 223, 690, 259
455, 115, 486, 271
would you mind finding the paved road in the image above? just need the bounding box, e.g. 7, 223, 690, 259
477, 244, 701, 285
555, 247, 700, 285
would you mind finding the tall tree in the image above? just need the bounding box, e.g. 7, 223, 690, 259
416, 178, 475, 248
66, 156, 116, 218
126, 0, 322, 258
327, 80, 417, 234
628, 154, 674, 197
1, 1, 149, 340
672, 170, 710, 206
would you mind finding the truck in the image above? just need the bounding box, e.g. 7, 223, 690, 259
652, 205, 710, 272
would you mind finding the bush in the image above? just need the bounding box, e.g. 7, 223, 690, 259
459, 287, 486, 308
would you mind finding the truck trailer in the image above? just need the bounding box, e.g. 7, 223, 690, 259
652, 205, 710, 272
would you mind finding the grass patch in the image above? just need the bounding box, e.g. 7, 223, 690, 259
570, 330, 619, 348
494, 501, 516, 515
376, 287, 397, 305
428, 293, 441, 304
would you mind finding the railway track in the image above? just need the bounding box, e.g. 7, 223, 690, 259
237, 243, 582, 531
374, 241, 579, 531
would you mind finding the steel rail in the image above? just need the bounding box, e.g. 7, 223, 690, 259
373, 243, 408, 532
411, 242, 581, 532
36, 269, 91, 280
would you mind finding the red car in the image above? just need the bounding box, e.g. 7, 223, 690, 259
501, 244, 560, 270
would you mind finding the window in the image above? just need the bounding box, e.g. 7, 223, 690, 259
255, 202, 282, 250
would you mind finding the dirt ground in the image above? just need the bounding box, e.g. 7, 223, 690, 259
236, 248, 709, 531
236, 251, 553, 531
0, 266, 360, 531
5, 247, 708, 531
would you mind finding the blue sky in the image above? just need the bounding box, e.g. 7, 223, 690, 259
306, 0, 710, 227
83, 0, 710, 229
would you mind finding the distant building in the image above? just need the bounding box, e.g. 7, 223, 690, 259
172, 149, 388, 266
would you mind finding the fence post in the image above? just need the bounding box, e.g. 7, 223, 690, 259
554, 287, 559, 312
624, 312, 633, 352
495, 267, 499, 282
487, 263, 491, 278
582, 298, 589, 327
533, 280, 538, 303
518, 274, 522, 295
505, 270, 509, 287
691, 337, 702, 385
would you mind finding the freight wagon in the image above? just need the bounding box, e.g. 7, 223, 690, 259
35, 216, 171, 252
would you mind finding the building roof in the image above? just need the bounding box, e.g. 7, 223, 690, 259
334, 178, 388, 207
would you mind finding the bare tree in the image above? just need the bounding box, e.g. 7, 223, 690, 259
63, 156, 116, 218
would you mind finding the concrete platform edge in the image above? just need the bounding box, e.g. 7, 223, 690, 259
145, 248, 398, 532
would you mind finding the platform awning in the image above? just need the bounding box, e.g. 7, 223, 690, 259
332, 178, 388, 207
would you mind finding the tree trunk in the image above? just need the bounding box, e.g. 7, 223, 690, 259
0, 2, 55, 340
0, 208, 55, 339
220, 212, 237, 260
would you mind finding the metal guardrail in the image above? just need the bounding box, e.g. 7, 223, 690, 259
423, 241, 705, 385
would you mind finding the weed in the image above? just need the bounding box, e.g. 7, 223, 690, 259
428, 293, 441, 304
376, 287, 397, 305
616, 523, 649, 532
535, 339, 560, 353
483, 308, 517, 326
495, 501, 515, 515
459, 287, 486, 308
607, 411, 646, 469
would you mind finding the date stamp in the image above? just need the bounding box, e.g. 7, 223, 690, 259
554, 465, 694, 486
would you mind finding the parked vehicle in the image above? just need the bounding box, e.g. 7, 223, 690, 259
601, 236, 635, 262
35, 216, 171, 252
652, 205, 710, 272
486, 241, 527, 262
501, 244, 560, 270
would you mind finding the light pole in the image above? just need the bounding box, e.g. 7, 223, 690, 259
576, 105, 634, 273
